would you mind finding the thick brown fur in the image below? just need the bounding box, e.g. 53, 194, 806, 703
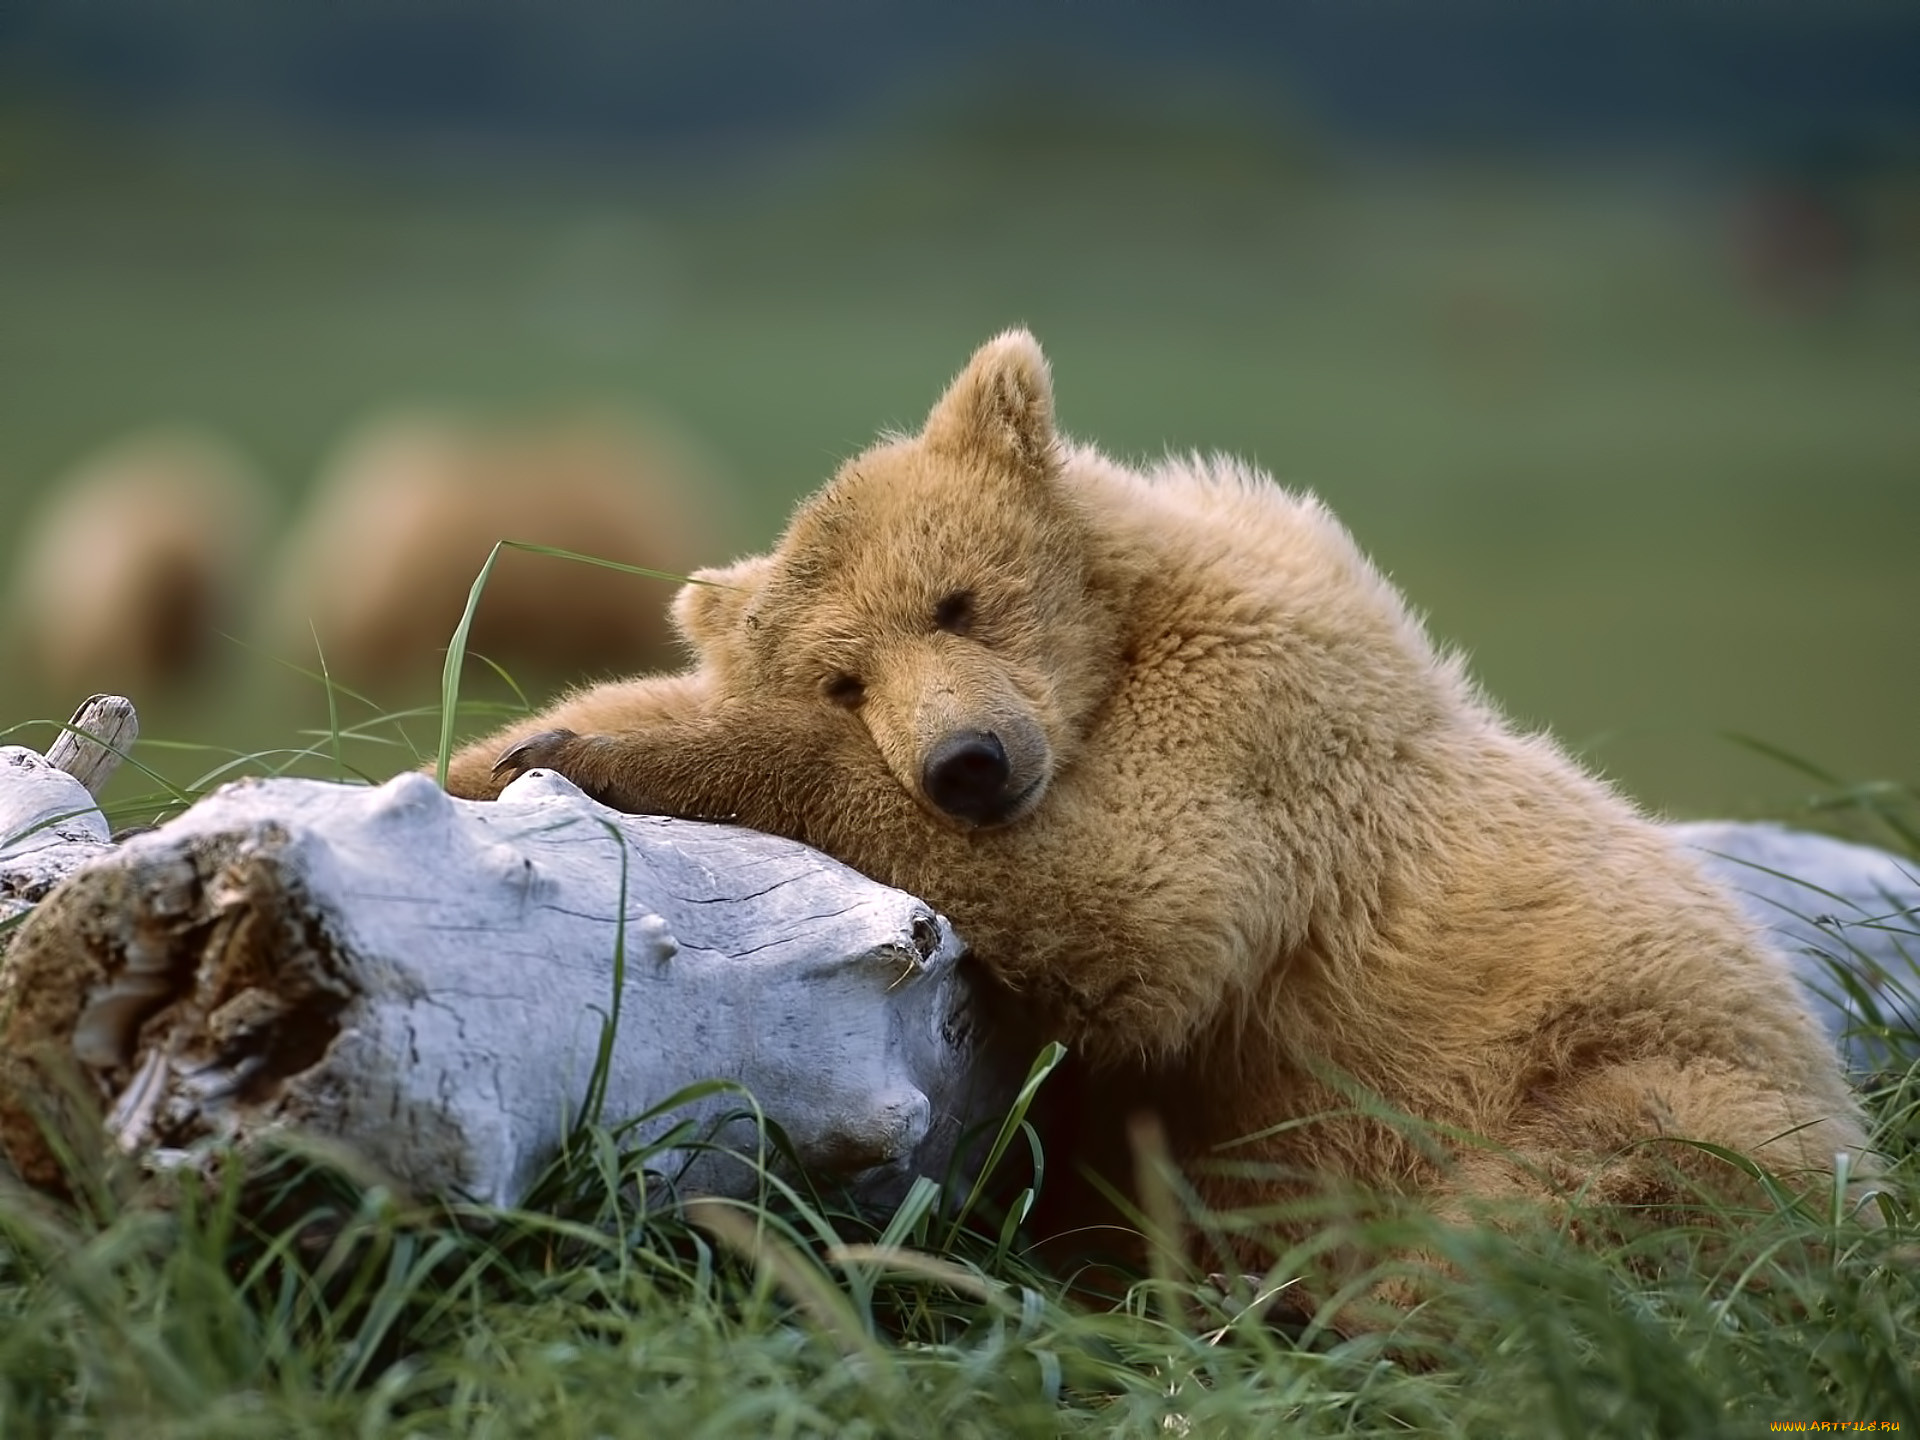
443, 330, 1869, 1279
272, 409, 725, 692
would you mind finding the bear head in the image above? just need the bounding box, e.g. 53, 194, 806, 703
672, 329, 1127, 831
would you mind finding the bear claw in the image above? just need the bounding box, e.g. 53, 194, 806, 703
492, 728, 578, 782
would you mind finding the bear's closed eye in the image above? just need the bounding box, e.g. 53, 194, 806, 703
933, 590, 974, 634
822, 673, 866, 707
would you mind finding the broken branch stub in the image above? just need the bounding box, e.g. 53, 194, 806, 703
0, 768, 1007, 1208
44, 693, 140, 798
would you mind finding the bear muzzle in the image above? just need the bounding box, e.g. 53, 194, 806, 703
920, 728, 1047, 828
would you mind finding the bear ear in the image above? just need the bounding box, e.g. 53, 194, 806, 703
922, 328, 1057, 474
672, 553, 774, 648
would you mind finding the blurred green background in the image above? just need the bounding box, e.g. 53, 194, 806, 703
1, 3, 1915, 821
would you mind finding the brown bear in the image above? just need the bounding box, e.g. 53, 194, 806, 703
7, 428, 270, 703
272, 409, 725, 694
443, 330, 1869, 1281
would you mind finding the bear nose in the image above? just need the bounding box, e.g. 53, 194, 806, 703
922, 730, 1012, 824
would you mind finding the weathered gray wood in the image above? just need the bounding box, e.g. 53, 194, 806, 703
0, 746, 116, 936
0, 767, 1002, 1209
1675, 821, 1919, 1071
0, 694, 136, 937
42, 694, 139, 797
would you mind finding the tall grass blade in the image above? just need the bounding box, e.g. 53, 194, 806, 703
433, 540, 506, 787
943, 1042, 1065, 1251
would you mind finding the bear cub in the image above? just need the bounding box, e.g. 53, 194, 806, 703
445, 330, 1867, 1272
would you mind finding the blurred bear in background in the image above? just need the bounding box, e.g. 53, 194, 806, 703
5, 428, 270, 702
271, 409, 726, 695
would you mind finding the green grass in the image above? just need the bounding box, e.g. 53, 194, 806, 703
1, 1017, 1915, 1436
2, 697, 1917, 1436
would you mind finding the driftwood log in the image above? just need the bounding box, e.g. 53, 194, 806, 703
0, 694, 1913, 1215
1, 757, 1009, 1209
1675, 820, 1919, 1072
0, 695, 133, 934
